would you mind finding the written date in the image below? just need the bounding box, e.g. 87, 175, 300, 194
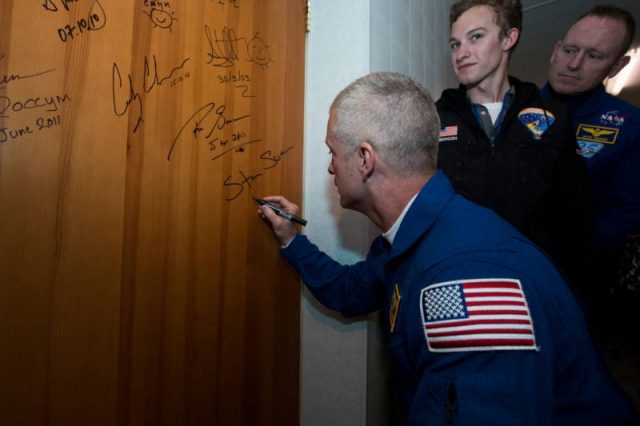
0, 114, 62, 143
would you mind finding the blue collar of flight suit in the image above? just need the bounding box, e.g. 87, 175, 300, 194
386, 171, 455, 263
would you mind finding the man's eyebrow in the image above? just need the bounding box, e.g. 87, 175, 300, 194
449, 26, 487, 43
562, 42, 607, 56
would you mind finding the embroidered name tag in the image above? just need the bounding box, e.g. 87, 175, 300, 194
420, 278, 537, 352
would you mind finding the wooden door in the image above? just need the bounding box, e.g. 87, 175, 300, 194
0, 1, 304, 425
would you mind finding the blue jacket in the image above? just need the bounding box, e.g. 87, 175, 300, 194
282, 171, 636, 425
541, 84, 640, 251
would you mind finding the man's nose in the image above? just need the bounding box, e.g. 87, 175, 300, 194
455, 43, 470, 63
567, 52, 584, 70
328, 163, 335, 175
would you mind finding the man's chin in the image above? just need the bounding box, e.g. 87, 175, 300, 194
550, 77, 584, 95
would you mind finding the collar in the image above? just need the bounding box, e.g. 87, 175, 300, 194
469, 85, 516, 138
388, 171, 456, 259
541, 83, 607, 118
382, 193, 418, 246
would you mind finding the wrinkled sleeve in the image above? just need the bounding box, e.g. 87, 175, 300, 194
280, 234, 387, 317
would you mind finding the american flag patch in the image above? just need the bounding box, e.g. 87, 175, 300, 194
420, 279, 537, 352
438, 125, 458, 140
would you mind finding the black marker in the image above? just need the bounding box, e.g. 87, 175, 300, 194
253, 197, 307, 226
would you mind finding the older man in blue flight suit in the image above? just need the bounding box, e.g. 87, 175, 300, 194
258, 72, 637, 425
542, 5, 640, 346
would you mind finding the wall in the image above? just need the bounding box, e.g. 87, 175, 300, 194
302, 1, 456, 425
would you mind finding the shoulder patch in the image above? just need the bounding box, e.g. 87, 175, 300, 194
517, 108, 555, 139
438, 125, 458, 142
420, 278, 538, 352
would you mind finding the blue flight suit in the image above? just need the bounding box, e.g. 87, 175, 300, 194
541, 84, 640, 342
541, 83, 640, 253
282, 171, 636, 425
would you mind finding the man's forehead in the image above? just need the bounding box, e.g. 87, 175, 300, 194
564, 15, 627, 54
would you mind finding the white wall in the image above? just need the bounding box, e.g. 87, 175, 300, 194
301, 1, 455, 425
302, 2, 372, 425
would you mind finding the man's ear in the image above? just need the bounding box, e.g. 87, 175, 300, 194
608, 55, 631, 79
359, 142, 375, 181
550, 40, 562, 64
502, 27, 520, 52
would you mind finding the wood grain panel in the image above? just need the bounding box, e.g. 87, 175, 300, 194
0, 1, 303, 425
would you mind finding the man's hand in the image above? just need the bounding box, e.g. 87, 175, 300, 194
257, 195, 300, 246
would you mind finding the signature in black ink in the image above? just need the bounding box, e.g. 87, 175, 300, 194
214, 0, 240, 8
112, 55, 190, 133
221, 146, 295, 201
0, 68, 55, 89
204, 25, 272, 68
42, 0, 79, 12
144, 0, 171, 6
112, 63, 144, 133
144, 8, 178, 32
144, 55, 190, 93
1, 93, 71, 118
223, 170, 262, 201
167, 101, 250, 160
260, 145, 294, 169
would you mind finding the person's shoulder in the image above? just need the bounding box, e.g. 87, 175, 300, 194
603, 92, 640, 122
511, 78, 566, 111
437, 85, 465, 105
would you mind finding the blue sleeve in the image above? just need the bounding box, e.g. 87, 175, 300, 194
402, 255, 636, 425
280, 234, 387, 317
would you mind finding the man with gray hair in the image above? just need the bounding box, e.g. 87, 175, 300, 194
258, 72, 636, 424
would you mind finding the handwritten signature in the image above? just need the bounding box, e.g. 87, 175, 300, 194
1, 93, 71, 119
222, 145, 295, 201
42, 0, 80, 12
167, 101, 250, 160
0, 68, 55, 89
143, 55, 190, 93
112, 63, 144, 132
112, 55, 190, 133
204, 25, 272, 68
214, 0, 240, 7
260, 146, 294, 169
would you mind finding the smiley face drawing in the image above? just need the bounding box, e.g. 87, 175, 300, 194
144, 8, 177, 32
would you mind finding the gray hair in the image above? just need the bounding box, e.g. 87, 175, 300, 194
330, 72, 440, 175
